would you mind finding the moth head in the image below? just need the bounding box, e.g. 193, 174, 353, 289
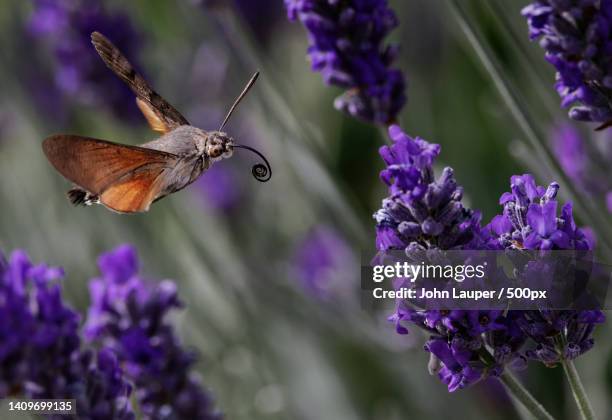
206, 132, 234, 160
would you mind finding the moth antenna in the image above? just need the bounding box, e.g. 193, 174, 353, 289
233, 144, 272, 182
219, 71, 259, 131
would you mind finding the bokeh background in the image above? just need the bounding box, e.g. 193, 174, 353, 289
0, 0, 611, 419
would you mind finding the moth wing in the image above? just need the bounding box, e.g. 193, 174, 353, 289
136, 98, 168, 134
91, 31, 189, 133
99, 165, 168, 213
42, 134, 178, 194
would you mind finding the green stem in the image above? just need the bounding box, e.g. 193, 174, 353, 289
561, 359, 596, 420
499, 371, 555, 420
479, 349, 554, 420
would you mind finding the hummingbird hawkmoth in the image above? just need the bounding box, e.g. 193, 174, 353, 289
42, 31, 271, 214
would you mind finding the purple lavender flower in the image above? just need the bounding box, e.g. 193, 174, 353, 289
486, 174, 591, 251
285, 0, 406, 124
375, 125, 526, 392
0, 249, 134, 419
522, 0, 612, 126
0, 249, 74, 397
28, 0, 142, 121
485, 174, 606, 364
552, 123, 612, 213
85, 245, 222, 420
291, 226, 354, 299
43, 348, 135, 420
374, 125, 481, 253
425, 336, 484, 392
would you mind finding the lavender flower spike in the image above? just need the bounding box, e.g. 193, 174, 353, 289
485, 174, 605, 364
374, 125, 481, 253
0, 249, 134, 419
85, 245, 222, 420
0, 249, 76, 397
375, 125, 526, 392
522, 0, 612, 128
285, 0, 406, 124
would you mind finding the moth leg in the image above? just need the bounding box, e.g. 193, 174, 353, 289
67, 187, 99, 206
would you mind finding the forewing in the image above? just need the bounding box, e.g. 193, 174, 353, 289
91, 31, 189, 133
42, 134, 178, 194
100, 165, 167, 213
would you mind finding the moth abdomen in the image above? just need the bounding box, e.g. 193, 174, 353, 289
67, 188, 99, 206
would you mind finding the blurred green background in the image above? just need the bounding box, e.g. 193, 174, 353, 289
0, 0, 610, 419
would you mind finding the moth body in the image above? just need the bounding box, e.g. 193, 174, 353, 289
139, 126, 235, 199
140, 125, 233, 159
